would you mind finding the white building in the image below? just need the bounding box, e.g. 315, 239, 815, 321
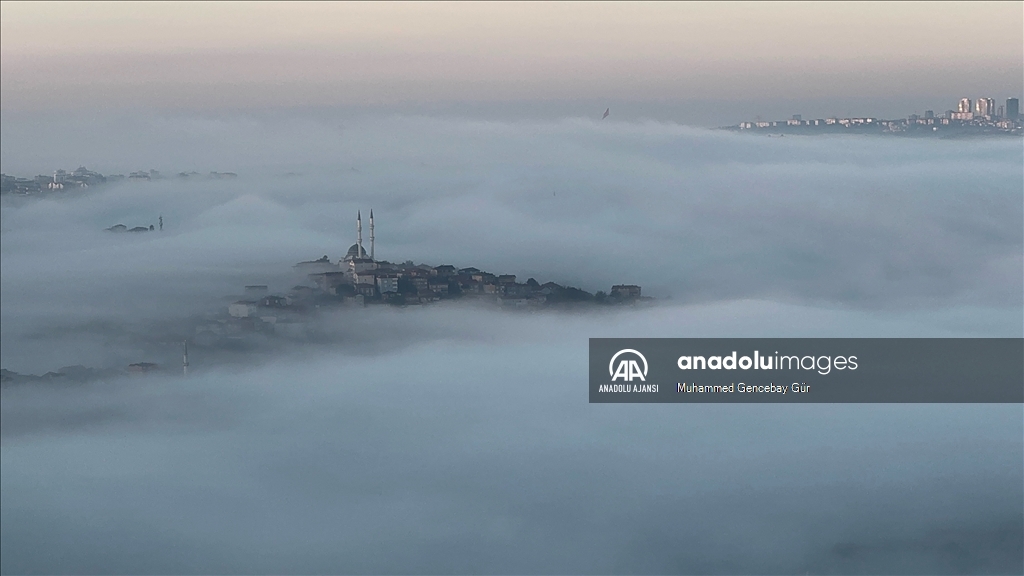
376, 274, 399, 293
353, 271, 377, 285
228, 301, 258, 318
975, 97, 995, 117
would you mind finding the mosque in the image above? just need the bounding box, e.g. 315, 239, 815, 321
343, 210, 377, 273
293, 209, 645, 306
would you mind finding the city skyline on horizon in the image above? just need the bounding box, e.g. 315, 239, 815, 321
1, 1, 1021, 124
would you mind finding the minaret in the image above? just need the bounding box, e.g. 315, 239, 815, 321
369, 209, 375, 261
182, 340, 189, 378
357, 210, 363, 258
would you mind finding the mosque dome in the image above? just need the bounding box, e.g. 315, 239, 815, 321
345, 243, 368, 259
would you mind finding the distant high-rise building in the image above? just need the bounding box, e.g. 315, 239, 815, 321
924, 110, 934, 119
975, 97, 995, 116
997, 105, 1004, 118
958, 98, 972, 113
1007, 98, 1019, 119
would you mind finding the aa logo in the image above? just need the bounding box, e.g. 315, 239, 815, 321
609, 349, 648, 382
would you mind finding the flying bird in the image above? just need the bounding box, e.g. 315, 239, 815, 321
602, 108, 610, 119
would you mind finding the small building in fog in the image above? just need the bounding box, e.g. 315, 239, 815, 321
611, 285, 642, 299
229, 300, 259, 318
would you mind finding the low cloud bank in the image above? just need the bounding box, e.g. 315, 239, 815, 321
1, 114, 1021, 573
2, 330, 1021, 574
2, 116, 1021, 370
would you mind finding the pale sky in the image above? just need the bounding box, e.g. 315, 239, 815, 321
1, 1, 1021, 120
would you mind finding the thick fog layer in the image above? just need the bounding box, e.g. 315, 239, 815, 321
2, 115, 1022, 574
3, 340, 1022, 574
2, 116, 1021, 368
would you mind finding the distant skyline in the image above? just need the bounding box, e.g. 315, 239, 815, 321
1, 1, 1022, 124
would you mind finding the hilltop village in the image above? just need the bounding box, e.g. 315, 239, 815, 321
0, 211, 650, 385
212, 210, 647, 339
